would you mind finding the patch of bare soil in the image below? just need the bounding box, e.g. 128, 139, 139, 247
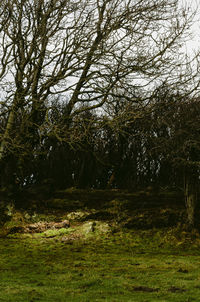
168, 286, 186, 293
177, 268, 189, 273
8, 220, 70, 234
132, 286, 159, 292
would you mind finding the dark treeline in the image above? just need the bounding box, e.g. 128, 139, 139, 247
1, 92, 200, 193
1, 89, 200, 227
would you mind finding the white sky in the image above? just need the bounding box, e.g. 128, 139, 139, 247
184, 0, 200, 54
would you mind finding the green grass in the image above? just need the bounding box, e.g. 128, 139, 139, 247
0, 229, 200, 302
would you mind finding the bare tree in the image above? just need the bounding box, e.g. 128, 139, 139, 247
0, 0, 196, 163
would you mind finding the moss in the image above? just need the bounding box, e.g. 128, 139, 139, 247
35, 227, 75, 238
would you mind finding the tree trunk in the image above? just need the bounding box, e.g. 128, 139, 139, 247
0, 109, 15, 161
184, 172, 197, 228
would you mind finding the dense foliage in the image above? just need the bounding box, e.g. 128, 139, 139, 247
1, 92, 200, 194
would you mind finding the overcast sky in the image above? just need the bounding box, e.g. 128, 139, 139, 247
184, 0, 200, 54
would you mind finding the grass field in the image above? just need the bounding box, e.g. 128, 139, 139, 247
0, 227, 200, 302
0, 189, 199, 301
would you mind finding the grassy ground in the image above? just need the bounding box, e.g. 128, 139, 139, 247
0, 190, 200, 301
1, 228, 200, 302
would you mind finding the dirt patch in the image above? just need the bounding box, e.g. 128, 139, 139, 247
8, 220, 70, 234
132, 286, 159, 292
84, 211, 115, 221
122, 209, 182, 229
168, 286, 186, 293
178, 268, 189, 273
